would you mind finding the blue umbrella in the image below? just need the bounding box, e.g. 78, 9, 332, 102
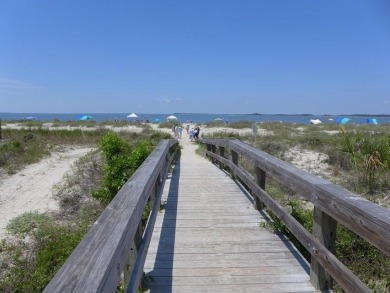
367, 118, 378, 125
154, 118, 160, 123
336, 117, 351, 124
78, 115, 92, 121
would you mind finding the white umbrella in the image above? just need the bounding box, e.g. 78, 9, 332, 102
214, 118, 223, 121
310, 119, 322, 125
127, 113, 138, 118
167, 115, 177, 121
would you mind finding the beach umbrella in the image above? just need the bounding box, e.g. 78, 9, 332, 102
336, 117, 351, 125
214, 118, 223, 121
25, 116, 37, 120
127, 113, 138, 118
367, 118, 378, 125
310, 119, 322, 125
79, 115, 91, 121
154, 118, 160, 123
167, 115, 177, 121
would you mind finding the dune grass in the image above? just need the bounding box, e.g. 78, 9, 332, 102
0, 123, 173, 292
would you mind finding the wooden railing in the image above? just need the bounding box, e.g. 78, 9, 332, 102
200, 138, 390, 293
43, 139, 178, 293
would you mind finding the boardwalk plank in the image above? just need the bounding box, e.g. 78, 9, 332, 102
144, 136, 316, 292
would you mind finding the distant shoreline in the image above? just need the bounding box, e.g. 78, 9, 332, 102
1, 112, 389, 117
174, 113, 390, 117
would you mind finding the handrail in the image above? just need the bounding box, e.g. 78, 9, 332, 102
43, 139, 178, 293
200, 138, 390, 293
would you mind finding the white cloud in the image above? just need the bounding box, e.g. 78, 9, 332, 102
156, 97, 185, 103
0, 76, 41, 93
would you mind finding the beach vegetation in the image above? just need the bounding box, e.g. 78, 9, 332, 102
158, 121, 181, 129
92, 132, 154, 203
0, 124, 172, 292
201, 121, 390, 292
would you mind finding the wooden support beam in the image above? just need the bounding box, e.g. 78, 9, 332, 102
230, 150, 238, 180
218, 146, 225, 170
254, 167, 266, 210
310, 207, 337, 290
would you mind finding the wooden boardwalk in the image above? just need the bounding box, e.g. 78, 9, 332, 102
144, 135, 319, 292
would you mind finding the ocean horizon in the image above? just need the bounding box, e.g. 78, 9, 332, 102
1, 112, 390, 125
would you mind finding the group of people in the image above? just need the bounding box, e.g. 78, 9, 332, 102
172, 123, 200, 141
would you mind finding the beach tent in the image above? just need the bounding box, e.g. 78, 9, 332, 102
336, 117, 351, 124
167, 115, 177, 121
79, 115, 92, 121
310, 119, 322, 125
367, 118, 378, 125
127, 113, 138, 118
25, 116, 37, 120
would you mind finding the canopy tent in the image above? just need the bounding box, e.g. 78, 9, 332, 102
166, 115, 178, 121
79, 115, 92, 121
127, 113, 138, 118
336, 117, 351, 124
25, 116, 37, 120
367, 118, 378, 125
310, 119, 322, 125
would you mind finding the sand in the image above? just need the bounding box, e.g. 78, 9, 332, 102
0, 147, 92, 240
0, 123, 331, 240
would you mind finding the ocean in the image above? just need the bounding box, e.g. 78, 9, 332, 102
1, 112, 389, 125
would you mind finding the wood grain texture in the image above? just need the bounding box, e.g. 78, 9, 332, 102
202, 139, 389, 292
228, 140, 390, 256
144, 139, 317, 293
43, 140, 178, 293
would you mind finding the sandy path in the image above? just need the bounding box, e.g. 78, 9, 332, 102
0, 147, 93, 239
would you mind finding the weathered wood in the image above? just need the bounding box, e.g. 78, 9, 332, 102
199, 138, 231, 148
226, 161, 371, 293
310, 207, 337, 290
145, 138, 316, 292
228, 140, 390, 257
204, 149, 371, 292
43, 140, 178, 293
203, 141, 376, 292
206, 143, 211, 161
254, 166, 266, 210
211, 144, 217, 164
230, 149, 238, 180
127, 149, 177, 293
218, 146, 225, 169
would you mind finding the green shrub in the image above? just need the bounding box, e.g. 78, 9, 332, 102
336, 226, 390, 292
93, 133, 154, 203
6, 212, 52, 235
0, 213, 93, 293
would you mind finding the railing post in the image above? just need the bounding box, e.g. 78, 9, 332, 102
230, 150, 238, 180
124, 223, 143, 291
310, 207, 337, 290
211, 145, 217, 164
218, 146, 225, 170
254, 167, 266, 210
206, 144, 211, 160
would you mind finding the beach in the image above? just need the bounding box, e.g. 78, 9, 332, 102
0, 122, 334, 241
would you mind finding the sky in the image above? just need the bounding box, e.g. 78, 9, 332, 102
1, 1, 390, 114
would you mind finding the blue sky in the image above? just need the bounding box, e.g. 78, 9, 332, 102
1, 1, 389, 114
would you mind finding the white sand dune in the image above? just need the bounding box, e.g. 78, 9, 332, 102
0, 123, 331, 240
0, 147, 92, 240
